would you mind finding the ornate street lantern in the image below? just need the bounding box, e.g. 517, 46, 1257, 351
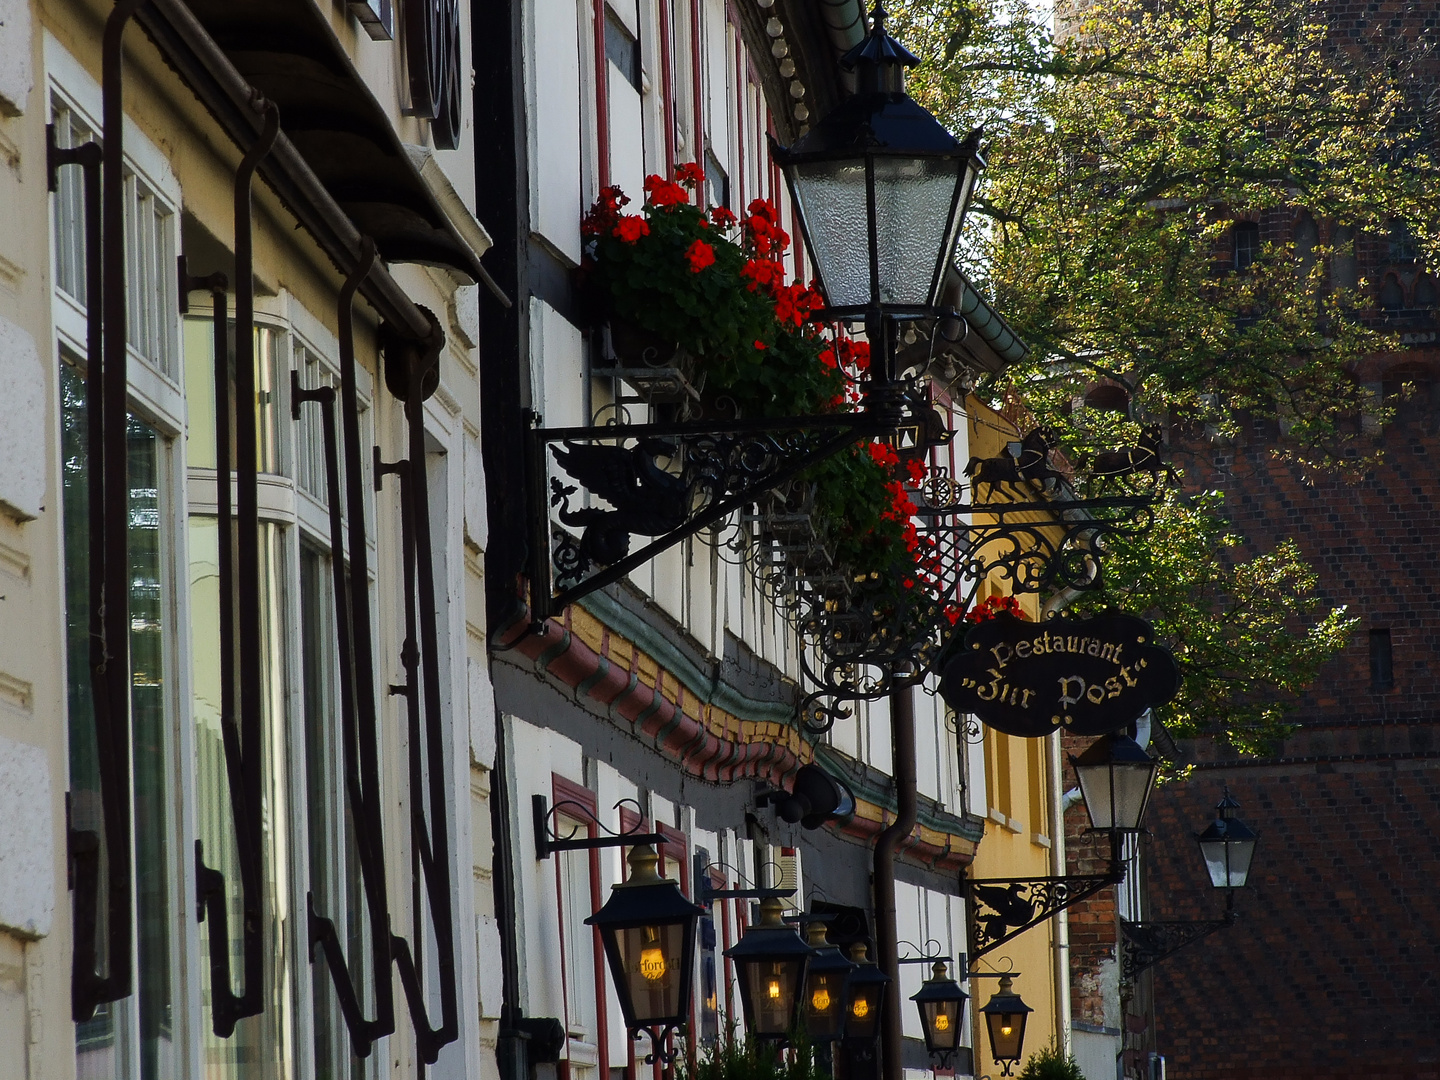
910, 960, 967, 1064
1196, 788, 1258, 890
724, 896, 814, 1039
1070, 732, 1160, 833
978, 974, 1032, 1076
770, 4, 984, 326
842, 942, 890, 1042
586, 844, 704, 1047
801, 921, 856, 1041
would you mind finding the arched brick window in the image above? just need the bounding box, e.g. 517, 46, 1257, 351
1083, 384, 1130, 413
1414, 275, 1437, 310
1378, 274, 1405, 311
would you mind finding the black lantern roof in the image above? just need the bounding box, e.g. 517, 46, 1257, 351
1196, 788, 1259, 890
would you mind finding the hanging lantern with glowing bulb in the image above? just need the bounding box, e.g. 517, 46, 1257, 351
724, 896, 815, 1040
586, 844, 704, 1047
910, 960, 968, 1065
978, 974, 1032, 1076
800, 921, 857, 1041
841, 942, 890, 1043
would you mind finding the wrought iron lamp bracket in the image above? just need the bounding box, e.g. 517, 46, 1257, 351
1119, 910, 1237, 982
695, 858, 797, 905
897, 940, 951, 965
532, 794, 666, 859
965, 853, 1126, 960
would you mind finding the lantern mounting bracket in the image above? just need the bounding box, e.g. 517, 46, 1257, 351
695, 860, 796, 905
1119, 909, 1237, 982
964, 835, 1126, 959
532, 794, 665, 860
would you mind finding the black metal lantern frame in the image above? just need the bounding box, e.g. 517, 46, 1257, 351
588, 844, 705, 1061
974, 972, 1031, 1077
1119, 789, 1257, 982
900, 948, 968, 1066
801, 921, 858, 1043
841, 942, 891, 1051
724, 896, 816, 1042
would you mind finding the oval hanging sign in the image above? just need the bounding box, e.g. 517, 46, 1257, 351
938, 612, 1180, 737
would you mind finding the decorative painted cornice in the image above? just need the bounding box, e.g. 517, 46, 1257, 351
492, 602, 977, 871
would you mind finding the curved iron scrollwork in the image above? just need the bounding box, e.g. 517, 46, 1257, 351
528, 412, 881, 625
189, 92, 281, 1041
790, 431, 1162, 723
965, 832, 1126, 960
1119, 913, 1236, 982
532, 794, 666, 858
290, 253, 461, 1063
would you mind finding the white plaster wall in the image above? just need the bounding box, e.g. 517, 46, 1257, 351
0, 0, 32, 117
0, 733, 52, 938
0, 315, 44, 520
606, 71, 646, 202
1072, 1028, 1120, 1080
528, 0, 585, 264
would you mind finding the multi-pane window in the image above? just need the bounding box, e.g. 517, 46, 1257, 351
1233, 220, 1260, 271
51, 96, 179, 379
62, 363, 178, 1080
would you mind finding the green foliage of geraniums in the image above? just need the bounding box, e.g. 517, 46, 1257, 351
1016, 1043, 1085, 1080
678, 1030, 831, 1080
581, 166, 839, 418
582, 167, 930, 588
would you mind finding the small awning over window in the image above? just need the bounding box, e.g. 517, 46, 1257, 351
140, 0, 503, 301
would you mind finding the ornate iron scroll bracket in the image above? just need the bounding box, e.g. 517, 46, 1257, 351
694, 860, 795, 905
532, 794, 665, 859
526, 411, 888, 625
1119, 911, 1237, 982
965, 836, 1126, 960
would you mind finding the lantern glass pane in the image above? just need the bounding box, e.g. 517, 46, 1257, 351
805, 970, 848, 1040
847, 984, 883, 1040
922, 1000, 961, 1050
986, 1010, 1026, 1062
741, 958, 805, 1036
1200, 836, 1256, 888
614, 921, 687, 1024
872, 156, 964, 307
1076, 759, 1156, 831
790, 160, 871, 308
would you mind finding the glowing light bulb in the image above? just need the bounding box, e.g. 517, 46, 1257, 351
812, 988, 832, 1012
768, 978, 782, 1000
934, 1013, 950, 1032
852, 997, 870, 1019
1000, 1024, 1013, 1037
639, 946, 666, 982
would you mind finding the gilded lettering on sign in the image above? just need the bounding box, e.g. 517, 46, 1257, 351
938, 612, 1180, 738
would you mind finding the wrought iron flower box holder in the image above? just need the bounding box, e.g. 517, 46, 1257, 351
527, 411, 895, 626
57, 7, 465, 1062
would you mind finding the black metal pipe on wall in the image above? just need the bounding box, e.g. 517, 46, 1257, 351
873, 683, 918, 1080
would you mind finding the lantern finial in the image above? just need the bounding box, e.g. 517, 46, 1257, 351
623, 843, 664, 886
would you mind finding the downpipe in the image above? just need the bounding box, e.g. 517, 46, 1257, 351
874, 682, 917, 1080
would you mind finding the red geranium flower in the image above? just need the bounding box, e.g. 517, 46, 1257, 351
868, 442, 900, 468
645, 173, 689, 208
685, 239, 716, 272
710, 205, 738, 227
613, 215, 650, 243
674, 162, 705, 187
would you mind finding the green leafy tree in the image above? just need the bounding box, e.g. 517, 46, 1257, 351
881, 0, 1418, 746
892, 0, 1438, 472
1068, 492, 1358, 755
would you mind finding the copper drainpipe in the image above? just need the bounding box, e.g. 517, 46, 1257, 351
873, 682, 917, 1080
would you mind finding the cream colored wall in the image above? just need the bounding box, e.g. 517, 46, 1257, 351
0, 0, 495, 1076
